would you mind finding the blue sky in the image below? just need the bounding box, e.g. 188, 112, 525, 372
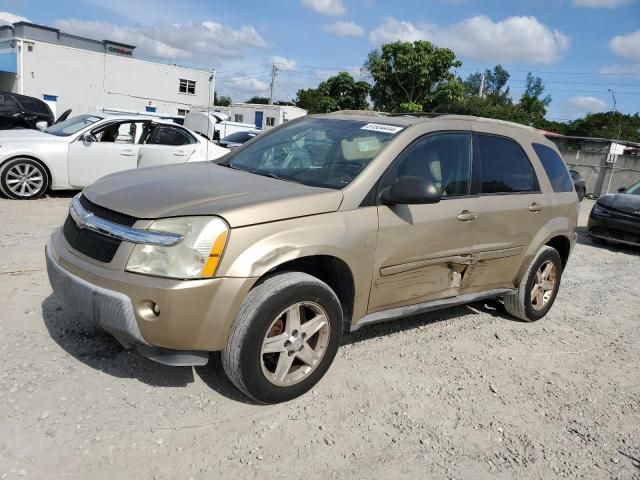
2, 0, 639, 121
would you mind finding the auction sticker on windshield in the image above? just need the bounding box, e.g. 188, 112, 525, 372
360, 123, 404, 134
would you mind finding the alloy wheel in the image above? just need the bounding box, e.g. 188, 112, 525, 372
260, 301, 331, 387
5, 163, 44, 198
531, 260, 557, 311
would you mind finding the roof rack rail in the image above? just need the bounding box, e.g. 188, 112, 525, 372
384, 112, 449, 118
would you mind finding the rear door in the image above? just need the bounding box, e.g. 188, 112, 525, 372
67, 120, 143, 187
138, 124, 199, 168
463, 132, 548, 290
368, 131, 478, 313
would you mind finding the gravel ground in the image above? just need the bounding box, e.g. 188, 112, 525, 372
1, 195, 639, 479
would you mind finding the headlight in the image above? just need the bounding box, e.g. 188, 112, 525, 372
126, 217, 229, 279
591, 203, 609, 216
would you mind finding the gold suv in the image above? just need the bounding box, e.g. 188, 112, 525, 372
46, 112, 578, 403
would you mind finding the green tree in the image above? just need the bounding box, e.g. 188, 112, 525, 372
463, 65, 511, 104
517, 73, 551, 125
214, 92, 231, 107
564, 112, 640, 142
246, 96, 270, 104
364, 40, 463, 112
295, 72, 370, 113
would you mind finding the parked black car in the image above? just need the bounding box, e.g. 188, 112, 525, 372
588, 180, 640, 247
569, 169, 586, 201
0, 92, 55, 130
218, 130, 261, 150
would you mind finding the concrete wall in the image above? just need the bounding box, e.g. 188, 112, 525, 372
16, 39, 213, 117
553, 139, 640, 196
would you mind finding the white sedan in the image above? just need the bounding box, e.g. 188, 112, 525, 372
0, 113, 229, 199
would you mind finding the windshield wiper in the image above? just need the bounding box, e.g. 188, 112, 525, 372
248, 168, 303, 184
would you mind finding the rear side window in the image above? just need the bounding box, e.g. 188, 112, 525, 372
15, 95, 52, 116
473, 134, 538, 194
147, 125, 195, 146
532, 143, 574, 192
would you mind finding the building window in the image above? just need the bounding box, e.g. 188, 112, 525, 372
177, 108, 189, 116
266, 116, 276, 127
27, 44, 33, 52
234, 114, 244, 123
179, 79, 196, 95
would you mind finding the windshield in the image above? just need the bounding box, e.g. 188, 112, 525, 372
224, 118, 403, 189
626, 181, 640, 195
44, 114, 103, 137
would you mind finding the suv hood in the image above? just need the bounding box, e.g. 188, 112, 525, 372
597, 193, 640, 216
83, 162, 344, 228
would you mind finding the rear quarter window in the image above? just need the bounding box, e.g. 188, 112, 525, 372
532, 143, 574, 193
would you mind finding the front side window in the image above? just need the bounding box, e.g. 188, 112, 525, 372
44, 114, 103, 137
533, 143, 574, 192
225, 118, 402, 189
385, 132, 471, 197
92, 121, 143, 144
146, 125, 195, 146
179, 79, 196, 95
473, 134, 538, 194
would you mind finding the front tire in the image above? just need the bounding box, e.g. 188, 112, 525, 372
0, 158, 49, 199
503, 246, 563, 322
222, 272, 343, 404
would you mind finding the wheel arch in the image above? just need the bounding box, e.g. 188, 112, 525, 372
258, 255, 356, 331
545, 234, 571, 269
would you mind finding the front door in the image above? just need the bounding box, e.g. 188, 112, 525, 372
255, 111, 263, 129
368, 132, 477, 313
463, 133, 549, 290
67, 120, 143, 187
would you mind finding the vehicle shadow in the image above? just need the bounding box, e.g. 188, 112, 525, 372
576, 226, 639, 256
343, 299, 512, 346
42, 294, 195, 387
42, 294, 258, 403
45, 190, 79, 200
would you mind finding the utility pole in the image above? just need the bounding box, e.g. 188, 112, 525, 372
269, 64, 278, 105
478, 72, 485, 98
605, 88, 623, 194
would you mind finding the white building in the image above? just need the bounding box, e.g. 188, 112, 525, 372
222, 103, 307, 130
0, 21, 214, 118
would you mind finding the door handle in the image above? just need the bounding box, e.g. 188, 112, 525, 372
457, 210, 478, 221
528, 202, 543, 212
119, 150, 135, 157
173, 150, 187, 157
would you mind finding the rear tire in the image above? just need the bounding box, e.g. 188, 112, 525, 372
0, 158, 49, 200
222, 272, 343, 404
504, 246, 563, 322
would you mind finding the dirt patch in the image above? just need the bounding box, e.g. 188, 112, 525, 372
1, 196, 639, 479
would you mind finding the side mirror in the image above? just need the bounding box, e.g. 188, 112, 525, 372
35, 121, 48, 131
618, 186, 627, 193
380, 176, 441, 205
81, 132, 96, 145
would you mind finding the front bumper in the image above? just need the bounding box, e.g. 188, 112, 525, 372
46, 229, 256, 356
588, 210, 640, 247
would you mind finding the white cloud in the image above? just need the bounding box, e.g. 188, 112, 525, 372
271, 55, 297, 71
610, 30, 640, 62
369, 15, 570, 65
224, 77, 269, 93
599, 64, 640, 77
572, 0, 635, 7
53, 18, 266, 62
0, 11, 29, 25
566, 96, 607, 113
324, 20, 365, 37
301, 0, 346, 16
